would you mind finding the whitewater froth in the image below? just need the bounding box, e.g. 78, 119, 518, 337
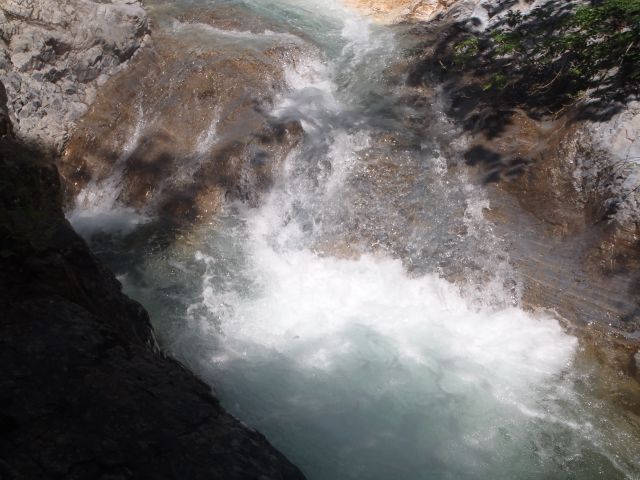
196, 241, 577, 393
182, 35, 582, 464
179, 198, 583, 479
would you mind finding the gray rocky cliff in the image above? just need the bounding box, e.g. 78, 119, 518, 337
0, 0, 149, 153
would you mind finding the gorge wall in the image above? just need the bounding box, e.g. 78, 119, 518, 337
0, 1, 306, 478
349, 0, 640, 405
0, 108, 306, 479
1, 0, 639, 476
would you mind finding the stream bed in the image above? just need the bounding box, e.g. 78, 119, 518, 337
69, 1, 640, 478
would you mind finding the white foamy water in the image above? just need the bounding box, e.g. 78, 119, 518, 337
170, 19, 304, 46
161, 39, 634, 476
204, 247, 576, 391
182, 222, 583, 479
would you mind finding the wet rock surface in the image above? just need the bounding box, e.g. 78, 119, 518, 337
60, 21, 303, 230
0, 83, 306, 479
481, 117, 640, 333
0, 0, 150, 152
400, 1, 640, 334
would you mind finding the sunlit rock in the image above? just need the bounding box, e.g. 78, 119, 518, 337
345, 0, 460, 23
0, 0, 149, 152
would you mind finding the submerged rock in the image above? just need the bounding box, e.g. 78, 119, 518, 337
0, 81, 306, 479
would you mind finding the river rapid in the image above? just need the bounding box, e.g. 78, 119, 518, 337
69, 0, 640, 478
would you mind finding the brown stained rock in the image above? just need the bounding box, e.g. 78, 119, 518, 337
61, 33, 303, 228
401, 5, 640, 333
586, 226, 640, 280
466, 111, 587, 235
468, 115, 640, 332
460, 109, 640, 332
573, 323, 640, 418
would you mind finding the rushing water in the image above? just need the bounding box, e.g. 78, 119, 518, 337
70, 0, 640, 478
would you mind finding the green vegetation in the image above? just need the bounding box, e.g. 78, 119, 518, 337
451, 0, 640, 115
453, 36, 480, 66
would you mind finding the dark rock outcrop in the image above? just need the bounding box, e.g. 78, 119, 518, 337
0, 82, 305, 479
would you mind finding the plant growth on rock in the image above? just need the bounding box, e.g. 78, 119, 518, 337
452, 0, 640, 121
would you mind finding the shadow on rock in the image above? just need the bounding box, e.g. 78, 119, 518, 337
408, 0, 639, 139
0, 79, 306, 480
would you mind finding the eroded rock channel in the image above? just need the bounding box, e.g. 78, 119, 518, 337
1, 0, 639, 479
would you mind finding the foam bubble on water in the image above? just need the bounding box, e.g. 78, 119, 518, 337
339, 10, 395, 66
196, 232, 577, 400
273, 54, 341, 134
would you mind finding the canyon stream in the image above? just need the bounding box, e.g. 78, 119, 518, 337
68, 0, 640, 478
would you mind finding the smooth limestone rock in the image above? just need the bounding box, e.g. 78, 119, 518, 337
0, 81, 306, 479
0, 0, 150, 153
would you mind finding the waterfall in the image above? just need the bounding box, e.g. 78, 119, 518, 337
69, 0, 640, 478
